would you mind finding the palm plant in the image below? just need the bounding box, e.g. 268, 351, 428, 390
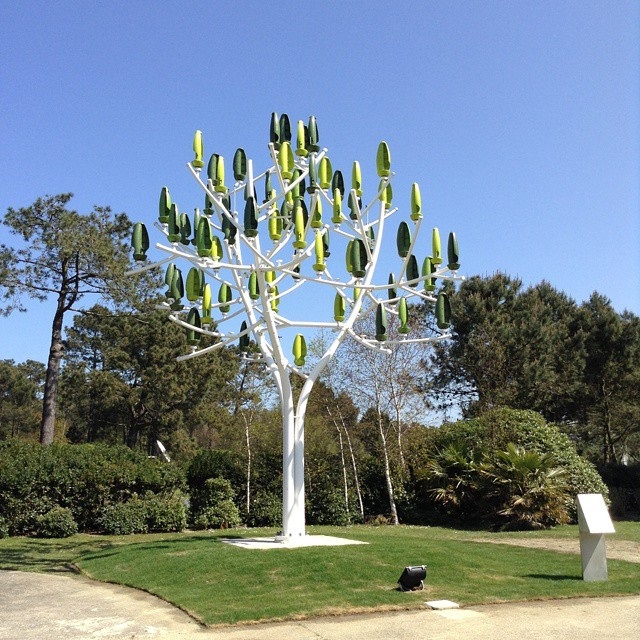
487, 443, 570, 530
420, 440, 491, 520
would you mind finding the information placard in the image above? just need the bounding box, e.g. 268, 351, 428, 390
576, 493, 615, 534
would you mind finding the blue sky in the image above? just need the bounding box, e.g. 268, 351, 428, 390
1, 1, 638, 365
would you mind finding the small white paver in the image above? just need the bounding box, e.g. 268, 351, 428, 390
221, 534, 368, 550
425, 600, 460, 610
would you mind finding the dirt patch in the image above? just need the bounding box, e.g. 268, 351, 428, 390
470, 537, 639, 563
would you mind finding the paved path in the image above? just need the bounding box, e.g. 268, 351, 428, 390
1, 570, 638, 640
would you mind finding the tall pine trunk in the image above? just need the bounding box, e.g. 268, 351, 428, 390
40, 304, 65, 445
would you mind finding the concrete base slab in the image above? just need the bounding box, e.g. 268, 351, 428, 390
425, 600, 460, 610
221, 534, 369, 550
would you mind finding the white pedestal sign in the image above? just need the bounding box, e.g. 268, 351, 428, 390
576, 493, 615, 582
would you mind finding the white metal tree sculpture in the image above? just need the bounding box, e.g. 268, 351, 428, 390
130, 113, 463, 538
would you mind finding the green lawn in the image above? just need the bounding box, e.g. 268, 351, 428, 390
1, 524, 638, 625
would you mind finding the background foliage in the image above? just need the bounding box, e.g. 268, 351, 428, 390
1, 257, 638, 531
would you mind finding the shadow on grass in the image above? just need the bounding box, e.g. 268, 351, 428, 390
0, 538, 118, 573
525, 574, 582, 581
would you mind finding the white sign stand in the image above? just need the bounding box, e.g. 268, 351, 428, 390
576, 493, 615, 581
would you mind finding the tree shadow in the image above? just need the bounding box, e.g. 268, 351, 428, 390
525, 573, 581, 581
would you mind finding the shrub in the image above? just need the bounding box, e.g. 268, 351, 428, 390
488, 444, 570, 530
366, 514, 391, 526
246, 490, 282, 528
412, 408, 606, 528
98, 499, 148, 535
307, 486, 351, 526
0, 439, 186, 534
143, 491, 187, 532
0, 516, 9, 539
96, 491, 187, 535
190, 477, 241, 529
34, 506, 79, 538
192, 501, 241, 530
187, 450, 244, 503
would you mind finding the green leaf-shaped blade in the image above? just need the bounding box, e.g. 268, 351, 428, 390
186, 307, 202, 346
406, 254, 419, 287
196, 217, 213, 257
332, 188, 343, 225
179, 213, 191, 245
208, 154, 227, 193
313, 232, 325, 272
244, 197, 259, 238
308, 115, 319, 152
447, 231, 460, 270
279, 141, 294, 180
270, 285, 279, 312
319, 157, 332, 189
186, 268, 204, 302
167, 203, 181, 242
410, 183, 422, 221
132, 222, 149, 261
279, 113, 292, 143
375, 303, 388, 342
239, 320, 250, 351
270, 112, 280, 149
158, 186, 171, 223
211, 235, 223, 262
350, 239, 368, 278
334, 292, 346, 322
331, 170, 345, 195
432, 227, 442, 264
248, 272, 259, 300
436, 292, 451, 329
295, 120, 308, 158
293, 333, 307, 366
311, 197, 322, 229
352, 161, 362, 196
379, 179, 392, 209
348, 191, 359, 220
168, 267, 184, 309
218, 283, 232, 313
192, 130, 204, 169
398, 297, 409, 334
422, 256, 436, 292
345, 239, 354, 274
233, 148, 247, 181
396, 221, 411, 257
164, 263, 176, 293
191, 208, 201, 246
221, 211, 237, 245
201, 283, 212, 324
269, 207, 282, 241
293, 201, 307, 249
376, 141, 391, 177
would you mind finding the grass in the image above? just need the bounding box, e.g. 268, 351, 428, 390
1, 523, 638, 625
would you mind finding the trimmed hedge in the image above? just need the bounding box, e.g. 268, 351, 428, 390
0, 440, 185, 535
